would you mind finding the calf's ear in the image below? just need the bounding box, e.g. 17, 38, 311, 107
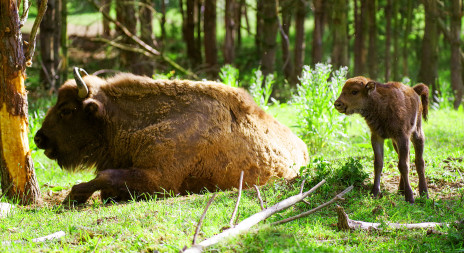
83, 98, 105, 118
365, 81, 377, 94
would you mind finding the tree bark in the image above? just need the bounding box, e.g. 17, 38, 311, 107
354, 0, 367, 76
261, 0, 278, 76
39, 0, 56, 90
160, 0, 166, 47
385, 0, 392, 81
401, 0, 413, 77
293, 0, 306, 83
60, 0, 68, 83
139, 0, 156, 76
367, 0, 377, 79
280, 0, 294, 82
392, 0, 399, 81
0, 0, 41, 205
186, 0, 201, 66
450, 0, 464, 108
224, 0, 236, 64
255, 0, 263, 56
331, 0, 348, 69
311, 0, 324, 65
204, 0, 218, 77
116, 0, 138, 72
418, 0, 439, 101
101, 0, 111, 37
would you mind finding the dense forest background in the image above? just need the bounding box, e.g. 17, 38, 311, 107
31, 0, 464, 108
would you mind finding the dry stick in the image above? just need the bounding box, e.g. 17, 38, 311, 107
299, 179, 306, 194
31, 231, 66, 243
253, 185, 264, 210
192, 193, 218, 245
336, 205, 448, 231
25, 0, 48, 64
183, 180, 326, 253
229, 171, 244, 227
271, 185, 354, 226
87, 0, 198, 79
91, 37, 153, 58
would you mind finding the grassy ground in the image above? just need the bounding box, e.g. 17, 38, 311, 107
1, 100, 463, 252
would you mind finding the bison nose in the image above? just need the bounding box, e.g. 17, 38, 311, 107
34, 130, 47, 149
334, 101, 343, 108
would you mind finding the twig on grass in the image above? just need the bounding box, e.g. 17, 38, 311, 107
182, 180, 326, 253
229, 171, 244, 227
271, 185, 354, 226
2, 231, 66, 245
336, 205, 449, 231
254, 185, 264, 210
192, 193, 217, 245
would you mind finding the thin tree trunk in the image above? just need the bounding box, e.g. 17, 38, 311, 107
280, 0, 294, 82
204, 0, 218, 77
236, 0, 244, 48
450, 0, 463, 108
224, 0, 236, 64
39, 0, 55, 90
385, 0, 392, 81
255, 0, 263, 56
139, 0, 156, 76
401, 0, 413, 77
331, 0, 348, 69
160, 0, 166, 47
354, 0, 367, 76
312, 0, 324, 65
418, 0, 439, 101
186, 0, 201, 66
293, 0, 306, 83
116, 0, 138, 72
60, 0, 68, 83
102, 0, 111, 37
367, 0, 377, 79
392, 0, 399, 81
261, 0, 278, 76
53, 0, 61, 90
0, 0, 41, 205
196, 0, 203, 63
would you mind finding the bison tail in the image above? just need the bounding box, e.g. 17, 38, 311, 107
413, 83, 429, 121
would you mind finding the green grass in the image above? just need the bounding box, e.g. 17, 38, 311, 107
1, 98, 463, 252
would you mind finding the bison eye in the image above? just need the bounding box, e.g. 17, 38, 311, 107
60, 108, 74, 118
351, 90, 358, 95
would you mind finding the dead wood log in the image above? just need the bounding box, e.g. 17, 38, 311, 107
336, 205, 448, 231
182, 180, 326, 253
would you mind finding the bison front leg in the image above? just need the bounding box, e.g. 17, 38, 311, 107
371, 134, 384, 198
396, 136, 415, 203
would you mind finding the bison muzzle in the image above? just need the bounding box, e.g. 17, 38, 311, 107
34, 68, 309, 204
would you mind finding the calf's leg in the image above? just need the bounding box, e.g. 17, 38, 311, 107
396, 136, 415, 203
412, 129, 428, 198
392, 140, 406, 195
371, 134, 385, 198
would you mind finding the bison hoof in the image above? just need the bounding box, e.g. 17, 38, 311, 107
62, 193, 90, 205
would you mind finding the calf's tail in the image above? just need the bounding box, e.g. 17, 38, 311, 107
413, 83, 429, 121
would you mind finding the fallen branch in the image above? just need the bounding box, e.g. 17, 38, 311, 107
229, 171, 244, 227
336, 205, 448, 231
272, 185, 354, 226
253, 185, 264, 210
2, 231, 65, 245
182, 180, 326, 253
192, 193, 217, 245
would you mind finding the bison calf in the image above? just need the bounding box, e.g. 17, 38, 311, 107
34, 68, 309, 204
334, 76, 429, 203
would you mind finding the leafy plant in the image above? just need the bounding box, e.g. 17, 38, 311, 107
292, 63, 348, 154
249, 68, 274, 110
219, 64, 240, 88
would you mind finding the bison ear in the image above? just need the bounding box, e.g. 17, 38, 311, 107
83, 99, 104, 118
365, 81, 377, 94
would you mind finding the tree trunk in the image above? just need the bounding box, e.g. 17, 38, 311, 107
186, 0, 201, 66
418, 0, 439, 101
385, 0, 392, 81
392, 0, 399, 81
401, 0, 413, 77
367, 0, 377, 79
0, 0, 41, 205
224, 0, 236, 64
261, 0, 278, 76
331, 0, 348, 69
39, 0, 56, 90
312, 0, 324, 65
60, 0, 68, 83
204, 0, 218, 77
293, 0, 306, 83
160, 0, 166, 47
139, 0, 156, 76
102, 0, 111, 37
236, 0, 244, 48
354, 0, 367, 76
450, 0, 464, 108
53, 0, 61, 87
255, 0, 263, 56
280, 0, 294, 82
116, 0, 138, 72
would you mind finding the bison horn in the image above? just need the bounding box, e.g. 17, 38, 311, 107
73, 67, 89, 99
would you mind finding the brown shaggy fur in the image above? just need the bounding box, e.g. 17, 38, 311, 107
334, 76, 429, 203
34, 73, 309, 204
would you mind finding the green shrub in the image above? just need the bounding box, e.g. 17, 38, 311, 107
219, 64, 240, 87
249, 68, 274, 110
292, 63, 348, 154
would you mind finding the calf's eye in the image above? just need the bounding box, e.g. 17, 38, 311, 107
60, 109, 73, 118
351, 90, 358, 95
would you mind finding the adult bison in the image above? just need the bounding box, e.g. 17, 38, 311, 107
34, 68, 309, 204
